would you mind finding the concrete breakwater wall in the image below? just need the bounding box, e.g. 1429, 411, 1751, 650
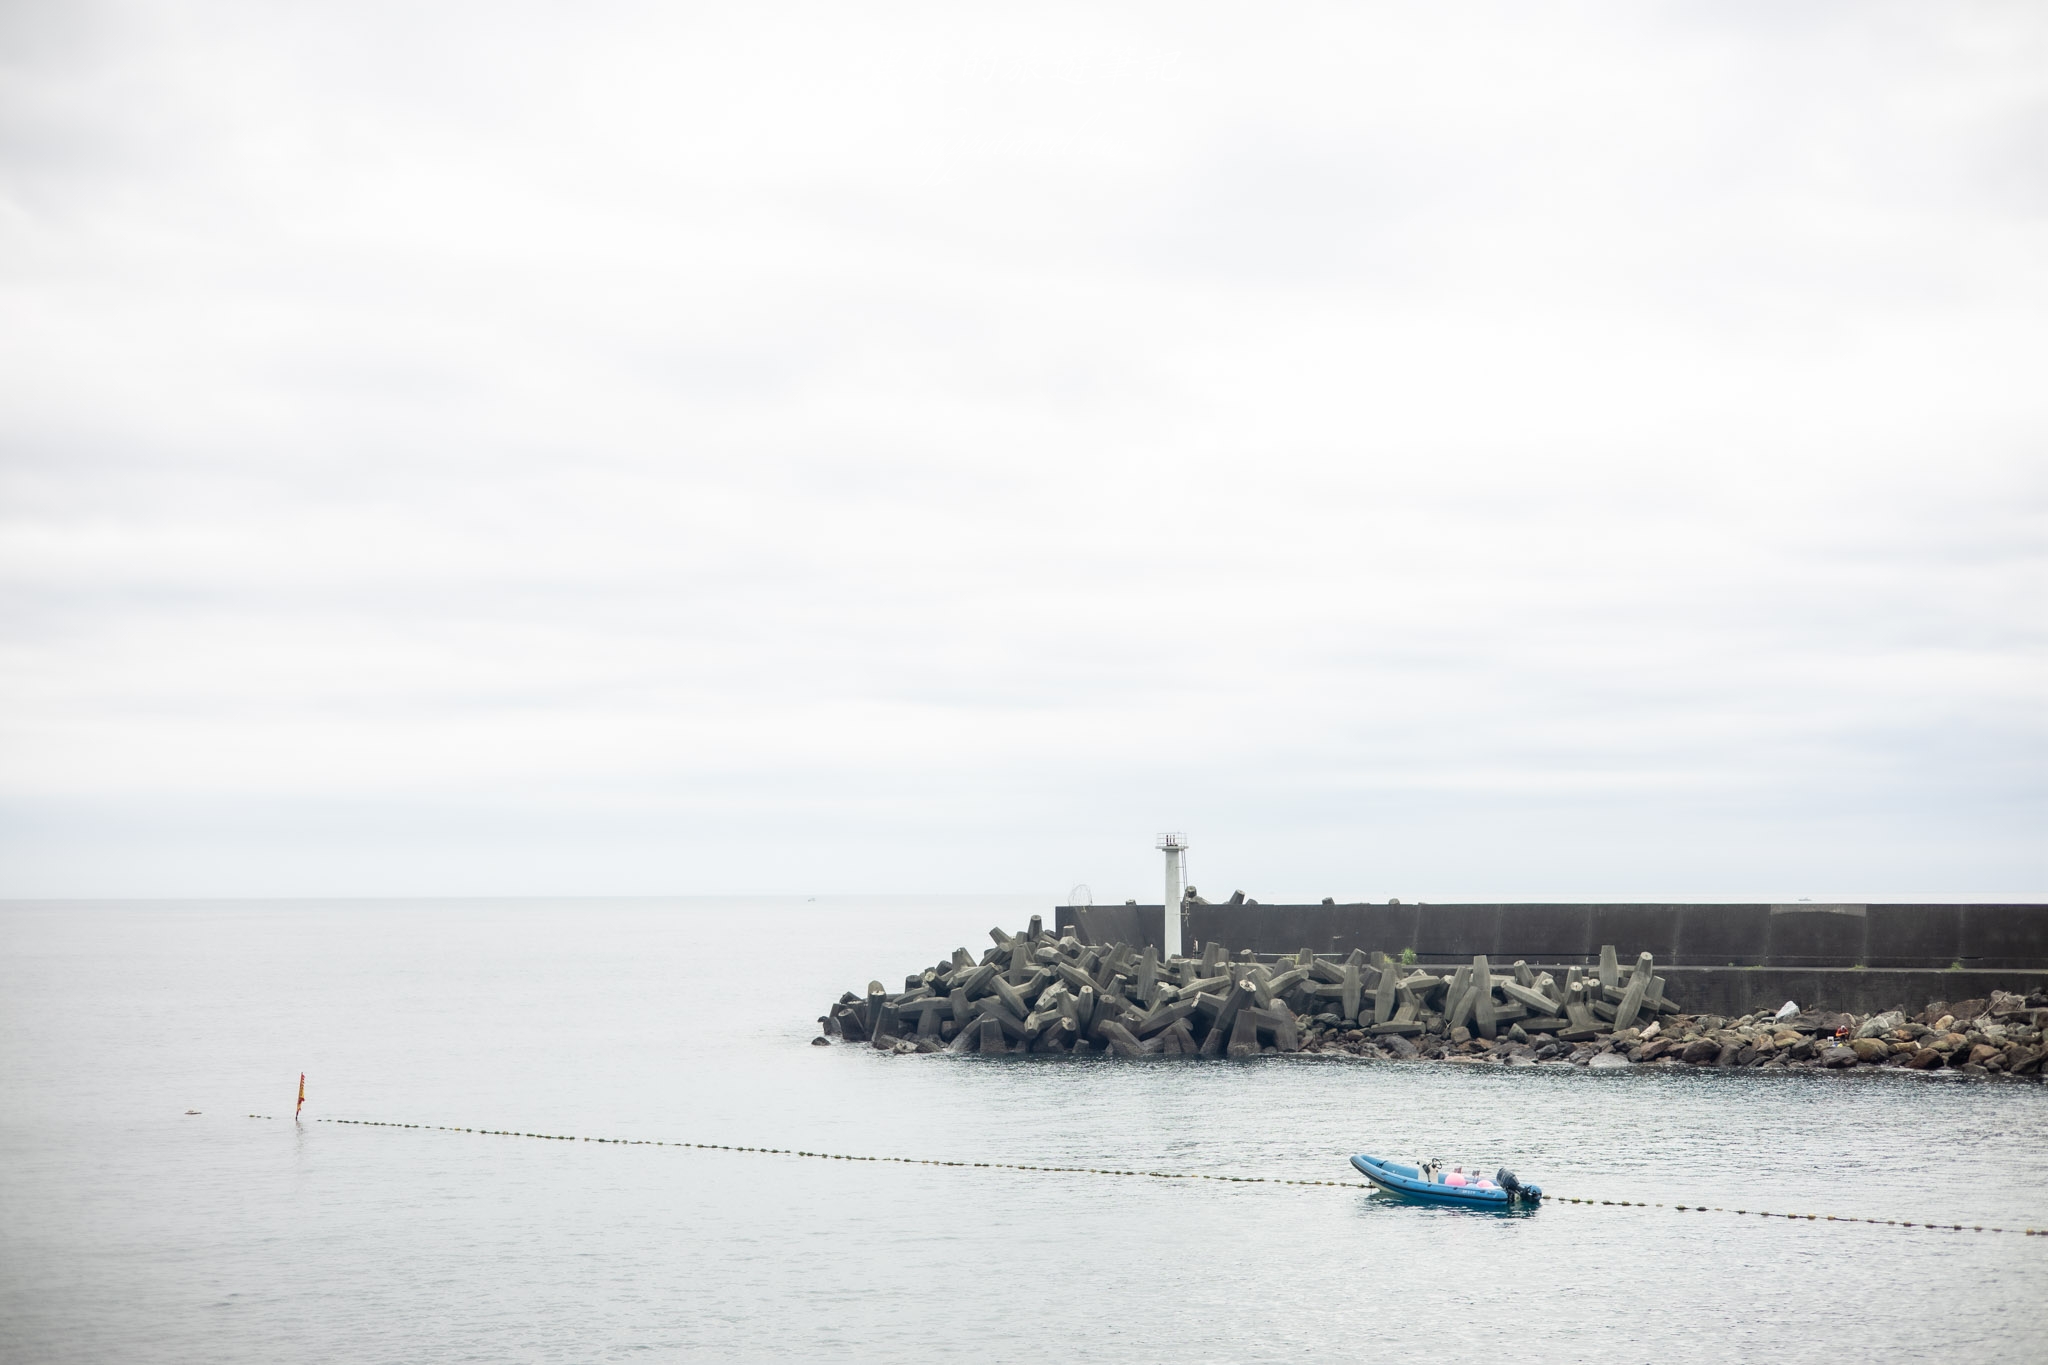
1057, 901, 2048, 969
1051, 902, 2048, 1016
1629, 966, 2048, 1018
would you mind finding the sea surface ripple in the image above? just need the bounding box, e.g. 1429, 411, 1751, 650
2, 897, 2043, 1363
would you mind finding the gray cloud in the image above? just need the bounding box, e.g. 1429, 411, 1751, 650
1, 0, 2042, 898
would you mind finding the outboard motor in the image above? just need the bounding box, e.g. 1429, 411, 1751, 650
1496, 1168, 1542, 1204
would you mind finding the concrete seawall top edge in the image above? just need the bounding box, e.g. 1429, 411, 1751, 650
1054, 902, 2048, 911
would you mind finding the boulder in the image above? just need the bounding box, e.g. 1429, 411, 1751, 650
1903, 1047, 1945, 1069
1855, 1011, 1905, 1040
1948, 999, 1989, 1025
1680, 1039, 1719, 1064
1967, 1043, 2002, 1067
1819, 1045, 1859, 1068
1848, 1038, 1890, 1063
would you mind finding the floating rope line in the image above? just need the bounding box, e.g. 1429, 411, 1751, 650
243, 1115, 2047, 1237
1496, 1193, 2040, 1236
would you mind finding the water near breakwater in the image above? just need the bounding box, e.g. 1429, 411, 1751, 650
4, 897, 2044, 1364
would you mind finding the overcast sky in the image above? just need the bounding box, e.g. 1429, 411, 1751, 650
1, 1, 2042, 901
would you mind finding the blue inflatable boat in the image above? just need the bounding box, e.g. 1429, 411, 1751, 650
1350, 1154, 1542, 1207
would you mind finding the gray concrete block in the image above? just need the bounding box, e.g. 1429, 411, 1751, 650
1225, 1007, 1261, 1058
1473, 955, 1497, 1040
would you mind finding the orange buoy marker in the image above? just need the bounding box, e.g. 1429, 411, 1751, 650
295, 1073, 306, 1120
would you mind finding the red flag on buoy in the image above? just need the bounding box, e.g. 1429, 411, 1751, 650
295, 1073, 306, 1119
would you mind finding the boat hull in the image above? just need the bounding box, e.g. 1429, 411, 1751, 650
1350, 1154, 1539, 1207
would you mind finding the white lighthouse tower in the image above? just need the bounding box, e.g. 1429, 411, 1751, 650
1156, 831, 1188, 958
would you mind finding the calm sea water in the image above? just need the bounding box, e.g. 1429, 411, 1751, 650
2, 897, 2043, 1364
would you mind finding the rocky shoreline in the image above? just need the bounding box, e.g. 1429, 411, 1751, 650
820, 919, 2048, 1079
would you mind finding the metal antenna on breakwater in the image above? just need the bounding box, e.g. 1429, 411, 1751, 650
1157, 832, 1189, 958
